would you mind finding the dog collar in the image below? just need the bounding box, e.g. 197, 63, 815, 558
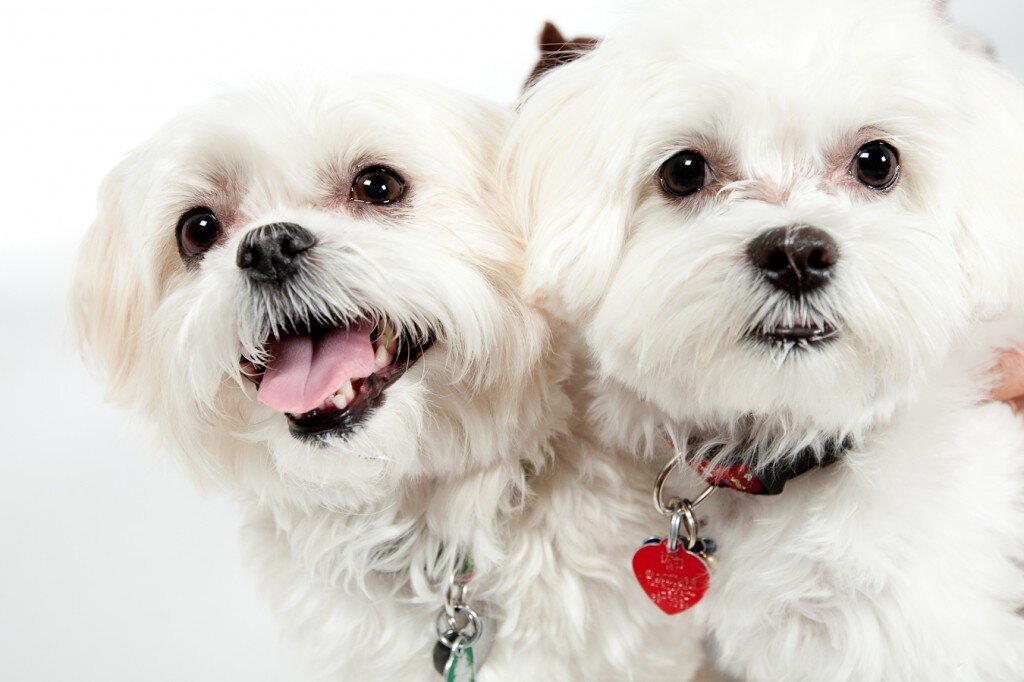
686, 439, 847, 496
633, 435, 850, 615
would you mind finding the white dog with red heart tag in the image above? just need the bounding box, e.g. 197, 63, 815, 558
506, 0, 1024, 679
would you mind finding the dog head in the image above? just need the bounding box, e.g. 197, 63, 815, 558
74, 76, 554, 505
507, 0, 1024, 458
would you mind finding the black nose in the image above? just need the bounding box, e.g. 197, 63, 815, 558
747, 226, 838, 297
236, 223, 317, 283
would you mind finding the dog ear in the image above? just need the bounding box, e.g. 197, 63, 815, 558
524, 22, 599, 90
948, 55, 1024, 317
506, 51, 635, 321
927, 1, 998, 57
71, 160, 154, 405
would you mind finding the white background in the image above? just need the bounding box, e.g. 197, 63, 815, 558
1, 1, 1021, 680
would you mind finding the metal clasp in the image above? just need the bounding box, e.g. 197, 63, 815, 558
653, 454, 717, 516
654, 446, 716, 553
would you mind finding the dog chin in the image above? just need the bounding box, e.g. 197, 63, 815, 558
591, 317, 907, 447
236, 360, 423, 489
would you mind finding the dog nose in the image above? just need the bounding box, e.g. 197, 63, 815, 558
236, 223, 317, 283
747, 226, 838, 297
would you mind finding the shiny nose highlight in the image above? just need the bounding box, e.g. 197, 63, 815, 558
236, 222, 317, 283
747, 226, 838, 297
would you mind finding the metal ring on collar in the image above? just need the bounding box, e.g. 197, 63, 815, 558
436, 605, 482, 646
444, 577, 469, 622
654, 455, 718, 515
679, 500, 699, 551
653, 456, 682, 515
667, 500, 683, 552
666, 499, 699, 553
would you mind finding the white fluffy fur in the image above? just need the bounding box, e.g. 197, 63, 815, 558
72, 75, 701, 680
507, 1, 1024, 679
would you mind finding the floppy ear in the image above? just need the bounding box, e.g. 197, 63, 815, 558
524, 22, 599, 90
71, 160, 154, 405
506, 51, 635, 322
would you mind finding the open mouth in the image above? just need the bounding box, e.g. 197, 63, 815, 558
749, 319, 837, 348
240, 319, 434, 440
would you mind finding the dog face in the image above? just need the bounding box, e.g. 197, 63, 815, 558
75, 77, 547, 501
508, 0, 1024, 451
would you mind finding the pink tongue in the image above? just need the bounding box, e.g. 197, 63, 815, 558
258, 323, 376, 414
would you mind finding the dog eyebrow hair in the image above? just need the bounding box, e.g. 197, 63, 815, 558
647, 133, 734, 170
823, 125, 899, 168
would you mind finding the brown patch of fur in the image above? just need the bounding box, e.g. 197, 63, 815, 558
524, 22, 599, 90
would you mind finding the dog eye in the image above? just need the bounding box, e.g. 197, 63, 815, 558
177, 208, 222, 261
350, 167, 406, 205
659, 151, 711, 198
852, 141, 900, 190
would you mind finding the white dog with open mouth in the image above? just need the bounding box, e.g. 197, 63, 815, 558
72, 76, 700, 680
507, 0, 1024, 679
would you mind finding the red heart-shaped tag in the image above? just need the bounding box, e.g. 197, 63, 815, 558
632, 539, 710, 615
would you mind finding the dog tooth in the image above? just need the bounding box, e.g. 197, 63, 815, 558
330, 395, 348, 410
341, 380, 355, 403
374, 345, 392, 369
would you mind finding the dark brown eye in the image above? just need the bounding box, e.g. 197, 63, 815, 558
659, 150, 711, 198
350, 167, 405, 205
853, 141, 900, 190
176, 207, 222, 261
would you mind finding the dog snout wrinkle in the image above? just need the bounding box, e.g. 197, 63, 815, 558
747, 226, 837, 297
237, 223, 317, 283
